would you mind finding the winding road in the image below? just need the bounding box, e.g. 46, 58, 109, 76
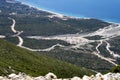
9, 17, 24, 47
96, 40, 103, 54
105, 41, 120, 58
9, 17, 64, 51
8, 17, 120, 66
27, 24, 120, 66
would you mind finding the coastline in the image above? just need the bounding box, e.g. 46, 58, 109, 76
15, 0, 92, 19
15, 0, 119, 24
16, 1, 66, 17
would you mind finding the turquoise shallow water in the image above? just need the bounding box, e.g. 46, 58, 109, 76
17, 0, 120, 23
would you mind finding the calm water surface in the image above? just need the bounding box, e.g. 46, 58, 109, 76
17, 0, 120, 23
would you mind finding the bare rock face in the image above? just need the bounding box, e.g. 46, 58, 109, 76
45, 72, 57, 79
0, 72, 120, 80
71, 76, 82, 80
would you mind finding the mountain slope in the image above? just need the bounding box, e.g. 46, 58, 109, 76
0, 0, 110, 36
0, 39, 95, 78
0, 0, 119, 73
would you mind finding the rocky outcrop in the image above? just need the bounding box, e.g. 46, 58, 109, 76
0, 72, 120, 80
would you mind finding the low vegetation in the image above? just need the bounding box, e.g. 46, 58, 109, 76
0, 39, 95, 78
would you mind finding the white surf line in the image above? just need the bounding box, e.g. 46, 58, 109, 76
105, 41, 120, 58
19, 1, 85, 20
21, 44, 64, 52
9, 17, 24, 47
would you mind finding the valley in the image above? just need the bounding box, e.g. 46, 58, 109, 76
7, 16, 120, 72
26, 24, 120, 66
0, 0, 120, 73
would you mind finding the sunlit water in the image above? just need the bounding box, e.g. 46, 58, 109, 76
17, 0, 120, 23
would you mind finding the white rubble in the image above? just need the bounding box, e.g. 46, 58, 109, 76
71, 76, 82, 80
45, 72, 57, 80
0, 72, 120, 80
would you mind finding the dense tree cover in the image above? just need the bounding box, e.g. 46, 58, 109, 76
98, 42, 113, 58
13, 16, 111, 36
0, 0, 50, 16
0, 39, 95, 77
0, 0, 118, 74
111, 65, 120, 73
23, 38, 70, 49
0, 16, 13, 36
42, 48, 114, 73
109, 36, 120, 55
0, 0, 110, 36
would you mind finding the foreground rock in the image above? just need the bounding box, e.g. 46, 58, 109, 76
0, 72, 120, 80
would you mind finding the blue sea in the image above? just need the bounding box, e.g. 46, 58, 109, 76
17, 0, 120, 23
